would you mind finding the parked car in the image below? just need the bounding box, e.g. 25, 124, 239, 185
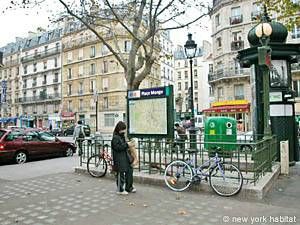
50, 128, 63, 136
0, 129, 76, 164
63, 125, 91, 137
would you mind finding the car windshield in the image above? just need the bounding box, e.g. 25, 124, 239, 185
39, 131, 56, 141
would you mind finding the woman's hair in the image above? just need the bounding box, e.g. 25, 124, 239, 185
113, 121, 127, 135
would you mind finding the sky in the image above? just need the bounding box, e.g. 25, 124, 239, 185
0, 1, 212, 48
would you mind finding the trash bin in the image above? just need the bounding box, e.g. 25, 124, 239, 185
204, 117, 237, 157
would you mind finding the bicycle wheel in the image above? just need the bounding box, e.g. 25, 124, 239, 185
164, 160, 193, 192
87, 155, 107, 178
209, 163, 243, 197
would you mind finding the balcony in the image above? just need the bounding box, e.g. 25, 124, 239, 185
32, 82, 37, 87
230, 15, 243, 25
21, 47, 61, 63
53, 78, 58, 83
231, 40, 244, 51
21, 94, 61, 104
208, 68, 250, 83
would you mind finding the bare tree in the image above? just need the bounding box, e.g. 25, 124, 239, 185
7, 0, 210, 90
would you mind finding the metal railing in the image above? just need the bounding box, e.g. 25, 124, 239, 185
79, 133, 278, 185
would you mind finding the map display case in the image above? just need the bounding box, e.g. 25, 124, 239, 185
127, 86, 174, 138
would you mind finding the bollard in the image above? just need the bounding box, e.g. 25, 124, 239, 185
280, 140, 289, 175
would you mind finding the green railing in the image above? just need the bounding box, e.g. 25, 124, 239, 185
79, 134, 278, 185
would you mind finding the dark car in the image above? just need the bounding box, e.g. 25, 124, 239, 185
63, 125, 91, 137
0, 129, 76, 164
50, 128, 63, 136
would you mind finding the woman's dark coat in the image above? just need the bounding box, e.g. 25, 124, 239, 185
111, 134, 130, 172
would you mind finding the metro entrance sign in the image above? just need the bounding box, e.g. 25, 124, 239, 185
127, 86, 174, 138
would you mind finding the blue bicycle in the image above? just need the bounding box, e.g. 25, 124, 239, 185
164, 151, 243, 197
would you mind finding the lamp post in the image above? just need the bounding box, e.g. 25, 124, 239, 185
184, 33, 197, 148
93, 91, 99, 131
255, 7, 272, 137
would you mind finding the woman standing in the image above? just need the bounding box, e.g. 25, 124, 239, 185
111, 121, 136, 195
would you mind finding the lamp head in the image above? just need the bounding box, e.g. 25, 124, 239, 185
255, 23, 272, 38
184, 33, 197, 59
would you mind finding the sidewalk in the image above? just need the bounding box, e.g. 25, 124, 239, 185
75, 162, 282, 200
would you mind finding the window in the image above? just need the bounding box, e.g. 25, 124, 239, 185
217, 37, 222, 48
102, 78, 108, 90
194, 69, 198, 77
230, 7, 242, 25
104, 113, 115, 127
23, 80, 27, 88
67, 52, 72, 62
68, 68, 72, 79
33, 63, 37, 72
33, 78, 37, 87
79, 48, 84, 59
194, 81, 198, 89
90, 63, 96, 75
34, 49, 38, 56
234, 84, 244, 100
184, 60, 188, 67
44, 46, 48, 53
293, 80, 300, 97
184, 71, 188, 79
292, 25, 300, 39
54, 73, 58, 82
193, 59, 197, 66
103, 97, 109, 109
177, 72, 181, 79
68, 84, 72, 95
90, 80, 96, 92
103, 61, 108, 73
79, 99, 83, 111
43, 61, 47, 70
178, 82, 181, 91
251, 3, 261, 20
16, 67, 19, 76
101, 45, 109, 55
79, 65, 84, 76
79, 82, 83, 94
67, 100, 72, 111
124, 40, 131, 52
215, 14, 220, 27
177, 62, 180, 67
217, 87, 224, 101
90, 46, 95, 57
54, 57, 58, 67
185, 82, 188, 90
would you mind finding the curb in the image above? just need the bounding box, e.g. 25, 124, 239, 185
74, 162, 281, 200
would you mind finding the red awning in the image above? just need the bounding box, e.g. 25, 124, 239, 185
203, 104, 250, 113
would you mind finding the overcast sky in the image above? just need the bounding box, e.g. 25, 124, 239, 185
0, 1, 212, 48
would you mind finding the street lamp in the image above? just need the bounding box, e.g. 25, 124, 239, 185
255, 7, 272, 137
93, 91, 99, 131
184, 33, 197, 148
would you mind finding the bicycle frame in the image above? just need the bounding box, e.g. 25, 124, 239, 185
185, 153, 224, 180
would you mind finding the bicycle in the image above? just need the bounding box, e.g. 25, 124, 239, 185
164, 149, 243, 197
87, 143, 113, 178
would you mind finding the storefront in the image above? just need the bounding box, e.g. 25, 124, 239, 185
61, 112, 75, 129
203, 100, 251, 132
0, 117, 17, 128
17, 115, 35, 128
48, 113, 61, 129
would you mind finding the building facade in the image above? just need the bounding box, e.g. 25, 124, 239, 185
208, 0, 264, 131
62, 20, 161, 133
174, 42, 211, 119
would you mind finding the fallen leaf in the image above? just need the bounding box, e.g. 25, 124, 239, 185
177, 210, 187, 215
143, 204, 148, 207
129, 202, 135, 206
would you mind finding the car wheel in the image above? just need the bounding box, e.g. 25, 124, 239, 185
65, 148, 74, 157
15, 151, 27, 164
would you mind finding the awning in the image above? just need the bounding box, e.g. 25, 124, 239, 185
203, 104, 250, 113
0, 117, 18, 123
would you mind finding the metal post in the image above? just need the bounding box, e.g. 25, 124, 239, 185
189, 59, 196, 149
262, 66, 271, 136
96, 97, 98, 131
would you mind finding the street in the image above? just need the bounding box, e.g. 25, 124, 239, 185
0, 156, 299, 225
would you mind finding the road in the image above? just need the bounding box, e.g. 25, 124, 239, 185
0, 147, 299, 225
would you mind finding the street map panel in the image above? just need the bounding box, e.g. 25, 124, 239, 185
129, 98, 167, 135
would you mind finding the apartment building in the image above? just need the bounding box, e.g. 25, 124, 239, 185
174, 42, 211, 119
62, 20, 161, 133
159, 30, 175, 86
0, 38, 25, 125
19, 29, 63, 128
208, 0, 263, 131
